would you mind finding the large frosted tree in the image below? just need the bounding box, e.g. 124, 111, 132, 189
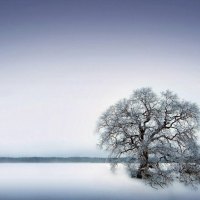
96, 88, 200, 188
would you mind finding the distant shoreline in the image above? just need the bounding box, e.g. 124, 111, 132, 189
0, 157, 124, 163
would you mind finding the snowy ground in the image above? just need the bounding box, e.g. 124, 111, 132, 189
0, 163, 199, 200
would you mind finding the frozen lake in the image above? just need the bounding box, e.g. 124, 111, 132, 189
0, 163, 199, 200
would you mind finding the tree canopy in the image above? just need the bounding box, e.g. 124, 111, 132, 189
96, 88, 200, 188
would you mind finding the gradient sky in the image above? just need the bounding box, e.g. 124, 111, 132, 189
0, 0, 200, 156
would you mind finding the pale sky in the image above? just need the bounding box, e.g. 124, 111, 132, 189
0, 0, 200, 156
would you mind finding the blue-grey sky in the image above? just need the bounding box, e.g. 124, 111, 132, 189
0, 0, 200, 156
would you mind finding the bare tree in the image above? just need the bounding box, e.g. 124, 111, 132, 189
96, 88, 200, 188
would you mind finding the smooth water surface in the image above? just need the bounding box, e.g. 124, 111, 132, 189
0, 163, 199, 200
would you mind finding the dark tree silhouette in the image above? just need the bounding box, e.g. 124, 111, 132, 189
96, 88, 200, 188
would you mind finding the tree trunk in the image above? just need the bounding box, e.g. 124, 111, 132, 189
137, 150, 149, 179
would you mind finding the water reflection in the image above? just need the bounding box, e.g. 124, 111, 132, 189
124, 162, 200, 189
0, 163, 199, 200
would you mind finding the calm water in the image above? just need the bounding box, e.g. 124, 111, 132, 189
0, 163, 199, 200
